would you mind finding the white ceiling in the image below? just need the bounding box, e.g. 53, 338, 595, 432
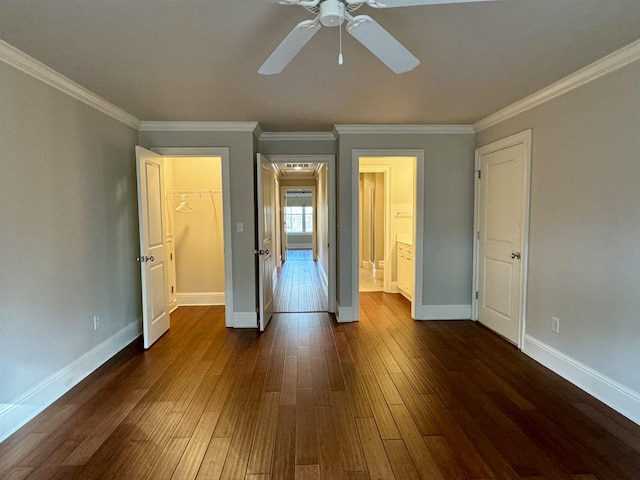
1, 0, 640, 131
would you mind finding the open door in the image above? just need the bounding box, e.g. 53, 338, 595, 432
257, 154, 275, 331
136, 146, 170, 348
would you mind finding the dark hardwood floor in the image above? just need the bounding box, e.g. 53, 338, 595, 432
273, 250, 328, 313
1, 293, 640, 479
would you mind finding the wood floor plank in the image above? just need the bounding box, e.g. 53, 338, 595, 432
247, 392, 281, 474
295, 388, 319, 466
388, 403, 445, 480
171, 411, 221, 479
112, 411, 183, 480
295, 464, 320, 480
195, 437, 232, 480
315, 405, 347, 480
272, 405, 297, 480
356, 418, 395, 480
280, 356, 298, 406
220, 404, 260, 480
383, 439, 420, 480
332, 391, 367, 472
145, 437, 190, 480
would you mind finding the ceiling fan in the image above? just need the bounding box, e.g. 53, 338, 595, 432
259, 0, 494, 75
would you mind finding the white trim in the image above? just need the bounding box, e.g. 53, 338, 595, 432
473, 130, 532, 349
177, 292, 225, 306
0, 321, 141, 443
139, 121, 260, 132
523, 335, 640, 426
335, 124, 475, 135
474, 38, 640, 132
233, 312, 258, 329
153, 147, 234, 328
259, 132, 337, 141
415, 305, 472, 321
337, 305, 356, 323
0, 39, 140, 129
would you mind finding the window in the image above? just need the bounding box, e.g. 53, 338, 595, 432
284, 206, 313, 233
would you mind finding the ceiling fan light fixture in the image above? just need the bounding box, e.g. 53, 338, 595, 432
320, 0, 346, 26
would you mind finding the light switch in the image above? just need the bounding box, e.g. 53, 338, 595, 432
236, 222, 244, 233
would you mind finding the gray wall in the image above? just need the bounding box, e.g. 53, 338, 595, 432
336, 133, 476, 310
476, 61, 640, 393
138, 130, 258, 314
258, 137, 336, 156
0, 62, 140, 407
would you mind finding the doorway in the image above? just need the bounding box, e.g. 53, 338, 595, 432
164, 156, 225, 312
154, 147, 234, 327
352, 151, 425, 321
268, 160, 332, 313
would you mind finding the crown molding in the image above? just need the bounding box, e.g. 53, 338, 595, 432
0, 39, 140, 130
474, 38, 640, 132
139, 121, 260, 133
333, 124, 475, 135
259, 131, 337, 141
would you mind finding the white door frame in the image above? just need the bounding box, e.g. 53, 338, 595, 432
472, 130, 532, 349
154, 147, 234, 328
358, 165, 393, 293
352, 150, 425, 321
268, 155, 337, 313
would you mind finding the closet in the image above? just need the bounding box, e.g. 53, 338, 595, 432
163, 156, 225, 310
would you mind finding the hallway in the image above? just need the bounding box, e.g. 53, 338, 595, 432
273, 250, 328, 313
1, 294, 640, 479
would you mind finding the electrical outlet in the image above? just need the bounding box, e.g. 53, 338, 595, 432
93, 314, 100, 330
551, 316, 560, 334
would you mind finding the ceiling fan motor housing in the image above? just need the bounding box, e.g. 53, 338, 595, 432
320, 0, 345, 27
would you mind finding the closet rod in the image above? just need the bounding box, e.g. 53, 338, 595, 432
166, 190, 221, 196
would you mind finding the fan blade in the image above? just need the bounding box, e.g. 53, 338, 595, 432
346, 0, 494, 7
259, 19, 321, 75
346, 15, 419, 73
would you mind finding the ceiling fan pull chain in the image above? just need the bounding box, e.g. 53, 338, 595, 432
338, 21, 344, 65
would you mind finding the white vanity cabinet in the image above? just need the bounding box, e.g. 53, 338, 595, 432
396, 241, 414, 300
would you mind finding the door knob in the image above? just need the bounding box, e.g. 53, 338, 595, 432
256, 249, 270, 255
511, 252, 521, 260
136, 255, 155, 262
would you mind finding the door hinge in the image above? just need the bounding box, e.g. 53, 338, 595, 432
477, 170, 481, 179
477, 231, 480, 240
475, 291, 479, 300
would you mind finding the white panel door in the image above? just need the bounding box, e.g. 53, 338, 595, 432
136, 146, 170, 348
477, 141, 528, 345
257, 154, 274, 331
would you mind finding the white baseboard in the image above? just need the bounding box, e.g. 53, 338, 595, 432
177, 292, 225, 306
233, 311, 258, 329
337, 305, 357, 323
523, 335, 640, 426
415, 304, 471, 321
0, 321, 141, 443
